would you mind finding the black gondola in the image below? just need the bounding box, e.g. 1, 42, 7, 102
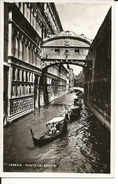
70, 105, 81, 120
30, 116, 68, 147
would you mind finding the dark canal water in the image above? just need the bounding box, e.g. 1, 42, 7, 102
4, 92, 110, 173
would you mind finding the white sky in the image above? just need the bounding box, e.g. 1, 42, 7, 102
55, 2, 112, 75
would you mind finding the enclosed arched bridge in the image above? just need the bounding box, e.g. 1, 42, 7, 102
40, 31, 92, 69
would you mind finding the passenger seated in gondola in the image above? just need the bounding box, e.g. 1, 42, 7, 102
48, 124, 57, 136
74, 99, 82, 107
47, 121, 63, 136
56, 122, 62, 132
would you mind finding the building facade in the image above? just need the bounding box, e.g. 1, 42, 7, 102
43, 64, 69, 105
3, 2, 63, 125
69, 67, 74, 89
74, 70, 84, 88
3, 3, 91, 126
84, 8, 111, 130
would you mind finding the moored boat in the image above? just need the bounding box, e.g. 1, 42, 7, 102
30, 116, 68, 147
70, 105, 81, 120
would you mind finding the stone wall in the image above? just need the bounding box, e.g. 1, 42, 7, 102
84, 8, 111, 131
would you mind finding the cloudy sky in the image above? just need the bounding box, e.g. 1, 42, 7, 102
55, 2, 112, 75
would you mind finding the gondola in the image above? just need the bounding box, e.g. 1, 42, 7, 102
30, 116, 68, 147
70, 105, 81, 120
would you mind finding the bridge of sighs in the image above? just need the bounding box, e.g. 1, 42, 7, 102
41, 31, 92, 69
36, 31, 92, 106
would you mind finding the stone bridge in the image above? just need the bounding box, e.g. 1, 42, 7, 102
40, 31, 92, 69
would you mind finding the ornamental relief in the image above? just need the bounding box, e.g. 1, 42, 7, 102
64, 38, 70, 46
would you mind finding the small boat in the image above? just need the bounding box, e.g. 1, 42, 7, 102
70, 105, 81, 120
30, 117, 68, 147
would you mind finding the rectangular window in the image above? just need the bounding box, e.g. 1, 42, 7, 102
55, 49, 60, 55
75, 49, 79, 55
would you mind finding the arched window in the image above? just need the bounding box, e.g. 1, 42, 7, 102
22, 71, 24, 81
23, 85, 25, 95
28, 43, 31, 63
21, 36, 24, 60
14, 36, 19, 58
12, 67, 15, 81
12, 85, 16, 97
29, 73, 31, 82
29, 85, 31, 94
17, 85, 21, 96
26, 71, 28, 82
17, 69, 20, 81
24, 40, 27, 62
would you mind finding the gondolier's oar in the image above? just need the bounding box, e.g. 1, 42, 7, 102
30, 128, 34, 139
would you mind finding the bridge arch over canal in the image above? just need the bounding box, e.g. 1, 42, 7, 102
37, 31, 92, 106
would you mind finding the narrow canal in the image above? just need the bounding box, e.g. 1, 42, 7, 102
4, 92, 110, 173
